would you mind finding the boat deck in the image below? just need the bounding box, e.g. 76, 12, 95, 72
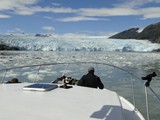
0, 83, 126, 120
0, 82, 146, 120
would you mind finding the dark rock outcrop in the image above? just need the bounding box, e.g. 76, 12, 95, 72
109, 22, 160, 43
109, 28, 139, 39
137, 22, 160, 43
0, 44, 19, 50
152, 48, 160, 52
35, 34, 50, 37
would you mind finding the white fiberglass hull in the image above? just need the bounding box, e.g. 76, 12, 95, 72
0, 83, 145, 120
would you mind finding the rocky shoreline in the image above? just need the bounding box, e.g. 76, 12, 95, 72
0, 44, 19, 50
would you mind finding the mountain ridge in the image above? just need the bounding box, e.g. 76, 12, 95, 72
109, 22, 160, 43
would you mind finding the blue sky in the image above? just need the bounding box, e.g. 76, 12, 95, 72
0, 0, 160, 36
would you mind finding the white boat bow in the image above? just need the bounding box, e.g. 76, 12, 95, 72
1, 62, 158, 120
0, 82, 144, 120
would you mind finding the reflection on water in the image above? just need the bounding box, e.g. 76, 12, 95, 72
0, 51, 160, 120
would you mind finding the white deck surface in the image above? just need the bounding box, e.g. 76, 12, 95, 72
0, 83, 144, 120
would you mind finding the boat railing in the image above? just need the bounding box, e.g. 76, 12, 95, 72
0, 62, 160, 120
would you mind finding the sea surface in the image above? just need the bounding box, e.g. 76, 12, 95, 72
0, 51, 160, 120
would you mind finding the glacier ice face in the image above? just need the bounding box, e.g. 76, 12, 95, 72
0, 34, 160, 52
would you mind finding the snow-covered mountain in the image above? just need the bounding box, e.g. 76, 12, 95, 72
0, 34, 160, 52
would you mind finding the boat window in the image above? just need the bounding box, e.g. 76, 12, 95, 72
23, 83, 58, 92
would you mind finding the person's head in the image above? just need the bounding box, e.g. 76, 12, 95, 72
152, 72, 157, 77
7, 78, 20, 83
88, 66, 94, 74
12, 78, 19, 83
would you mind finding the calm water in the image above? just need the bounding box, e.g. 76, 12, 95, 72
0, 51, 160, 120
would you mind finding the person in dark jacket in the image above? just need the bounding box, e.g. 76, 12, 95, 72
6, 78, 21, 83
77, 66, 104, 89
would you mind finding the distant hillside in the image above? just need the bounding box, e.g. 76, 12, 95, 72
109, 28, 139, 39
0, 44, 19, 50
109, 22, 160, 43
138, 22, 160, 43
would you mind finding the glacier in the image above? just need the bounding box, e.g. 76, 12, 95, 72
0, 34, 160, 52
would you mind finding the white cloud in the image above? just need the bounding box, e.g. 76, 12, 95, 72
0, 0, 160, 21
50, 31, 114, 37
6, 28, 24, 34
42, 26, 55, 31
44, 16, 53, 20
57, 16, 108, 22
41, 7, 76, 13
52, 2, 61, 6
78, 8, 139, 17
13, 6, 76, 16
0, 0, 39, 17
115, 0, 160, 8
12, 6, 35, 15
100, 31, 118, 37
77, 7, 160, 19
0, 14, 10, 18
15, 5, 160, 20
62, 33, 90, 37
140, 7, 160, 19
115, 0, 147, 8
0, 0, 38, 10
